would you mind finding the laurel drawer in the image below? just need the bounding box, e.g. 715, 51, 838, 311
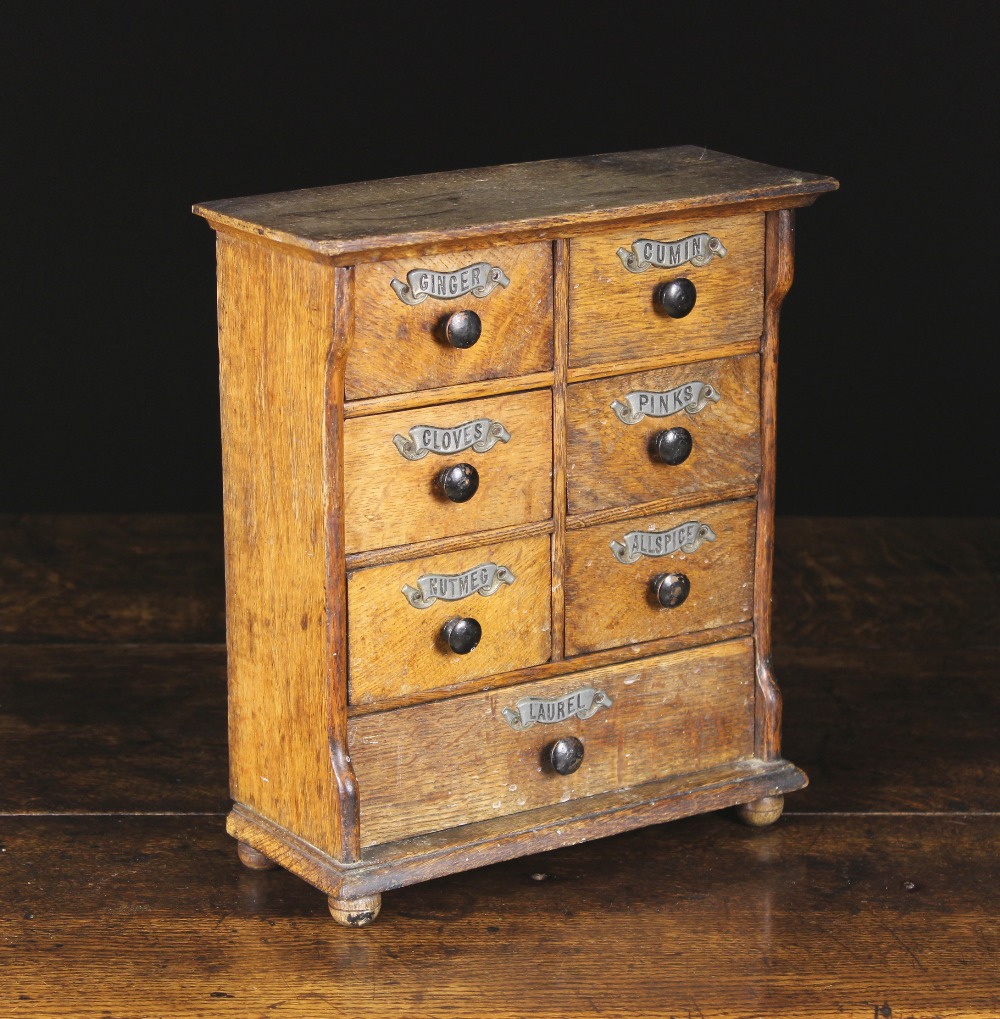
348, 637, 755, 848
343, 389, 552, 554
348, 534, 552, 705
568, 212, 764, 370
564, 498, 755, 656
566, 354, 760, 516
346, 241, 554, 401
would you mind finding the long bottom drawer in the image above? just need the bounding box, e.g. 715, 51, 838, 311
348, 637, 755, 848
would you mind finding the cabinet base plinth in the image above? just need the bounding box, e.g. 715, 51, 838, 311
227, 758, 807, 923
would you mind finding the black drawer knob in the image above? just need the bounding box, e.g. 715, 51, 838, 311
547, 736, 585, 776
650, 426, 693, 466
442, 616, 482, 655
654, 278, 697, 318
443, 309, 482, 348
650, 572, 691, 608
437, 463, 479, 503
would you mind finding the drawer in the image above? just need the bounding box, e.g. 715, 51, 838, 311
348, 534, 552, 705
564, 499, 755, 656
346, 242, 553, 400
566, 354, 760, 516
344, 390, 552, 554
569, 212, 764, 369
349, 638, 755, 847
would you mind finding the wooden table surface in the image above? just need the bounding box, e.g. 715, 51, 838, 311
1, 515, 998, 1018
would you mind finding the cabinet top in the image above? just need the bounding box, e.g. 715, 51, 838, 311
193, 146, 837, 262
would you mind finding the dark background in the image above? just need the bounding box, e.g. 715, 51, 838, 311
2, 3, 995, 515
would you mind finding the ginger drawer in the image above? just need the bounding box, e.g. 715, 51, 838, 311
566, 353, 760, 516
347, 241, 553, 401
343, 389, 552, 554
569, 212, 764, 372
195, 145, 836, 926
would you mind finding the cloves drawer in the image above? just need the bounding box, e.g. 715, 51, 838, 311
348, 534, 552, 705
564, 499, 756, 656
566, 354, 760, 516
346, 241, 553, 401
343, 389, 552, 554
348, 638, 755, 848
568, 212, 764, 370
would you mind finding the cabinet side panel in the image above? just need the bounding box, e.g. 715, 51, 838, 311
216, 234, 338, 854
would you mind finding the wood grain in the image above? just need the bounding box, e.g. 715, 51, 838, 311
215, 233, 341, 857
567, 353, 761, 515
565, 498, 756, 656
568, 212, 765, 369
193, 145, 838, 262
0, 514, 225, 643
346, 242, 552, 400
347, 535, 552, 704
550, 240, 569, 660
349, 638, 755, 848
343, 389, 552, 554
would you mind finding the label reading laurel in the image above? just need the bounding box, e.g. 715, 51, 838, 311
611, 381, 721, 425
501, 687, 613, 731
616, 233, 728, 274
389, 262, 510, 305
392, 418, 511, 461
610, 522, 716, 565
402, 562, 516, 609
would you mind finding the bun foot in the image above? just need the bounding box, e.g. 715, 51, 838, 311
736, 795, 784, 827
328, 893, 382, 927
237, 841, 278, 870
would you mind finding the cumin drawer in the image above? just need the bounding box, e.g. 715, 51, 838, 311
346, 241, 553, 401
349, 638, 756, 848
564, 498, 756, 656
348, 534, 552, 705
343, 389, 552, 554
566, 354, 761, 516
568, 212, 764, 370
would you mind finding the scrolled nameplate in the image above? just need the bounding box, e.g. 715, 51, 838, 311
610, 521, 716, 565
402, 562, 515, 609
616, 233, 727, 274
611, 381, 721, 425
392, 418, 511, 461
501, 687, 613, 732
389, 262, 510, 305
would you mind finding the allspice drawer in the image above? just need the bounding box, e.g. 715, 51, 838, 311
564, 498, 756, 656
566, 354, 761, 516
343, 389, 553, 554
348, 638, 756, 847
346, 241, 554, 400
568, 212, 764, 370
348, 534, 552, 704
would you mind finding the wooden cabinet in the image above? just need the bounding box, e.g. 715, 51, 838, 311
194, 146, 837, 926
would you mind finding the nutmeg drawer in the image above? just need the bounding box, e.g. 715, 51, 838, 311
348, 638, 755, 848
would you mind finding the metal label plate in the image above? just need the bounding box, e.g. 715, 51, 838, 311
502, 687, 613, 731
389, 262, 510, 305
616, 233, 727, 274
393, 418, 511, 461
611, 381, 721, 425
610, 521, 716, 565
402, 562, 516, 609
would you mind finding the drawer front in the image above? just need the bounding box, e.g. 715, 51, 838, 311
347, 242, 553, 401
565, 499, 755, 656
569, 213, 764, 369
350, 638, 755, 847
344, 390, 552, 554
566, 354, 760, 516
348, 535, 552, 705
